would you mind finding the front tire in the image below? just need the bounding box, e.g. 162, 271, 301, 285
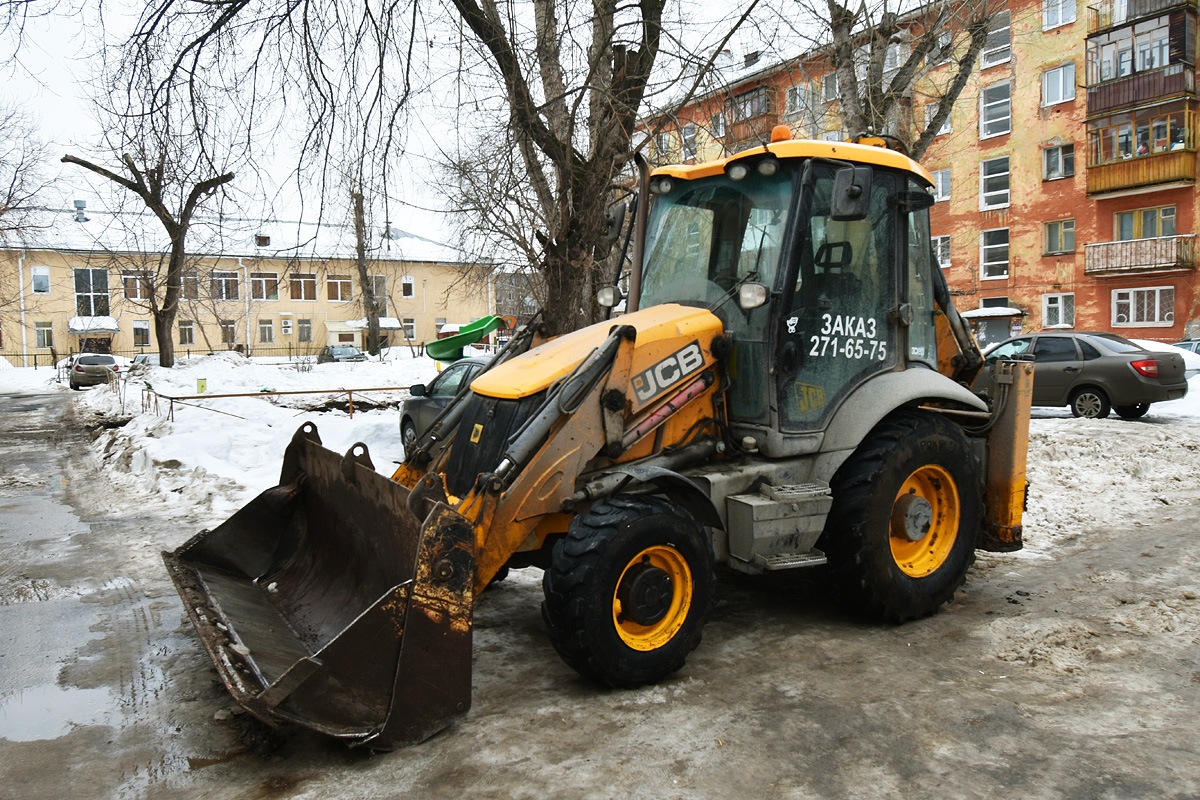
541, 495, 714, 688
1070, 386, 1111, 419
819, 411, 981, 623
401, 419, 417, 451
1114, 403, 1150, 419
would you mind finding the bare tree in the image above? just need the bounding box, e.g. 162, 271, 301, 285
783, 0, 1000, 160
0, 103, 48, 245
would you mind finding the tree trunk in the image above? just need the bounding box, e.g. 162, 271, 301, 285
352, 190, 382, 355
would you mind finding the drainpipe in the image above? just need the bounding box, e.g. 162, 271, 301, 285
17, 251, 28, 366
238, 257, 250, 354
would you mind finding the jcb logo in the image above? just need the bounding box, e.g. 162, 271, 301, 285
632, 341, 706, 403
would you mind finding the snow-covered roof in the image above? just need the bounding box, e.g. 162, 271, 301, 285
68, 316, 121, 333
960, 306, 1024, 319
345, 317, 405, 330
7, 205, 472, 265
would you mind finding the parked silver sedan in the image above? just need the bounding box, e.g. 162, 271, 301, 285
976, 332, 1188, 419
68, 354, 122, 390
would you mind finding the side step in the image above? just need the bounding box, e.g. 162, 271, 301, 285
726, 482, 833, 574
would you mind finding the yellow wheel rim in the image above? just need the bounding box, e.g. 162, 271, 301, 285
889, 464, 960, 578
612, 545, 693, 652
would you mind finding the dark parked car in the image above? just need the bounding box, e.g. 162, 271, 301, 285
977, 331, 1188, 419
399, 356, 488, 448
317, 345, 367, 363
68, 354, 121, 390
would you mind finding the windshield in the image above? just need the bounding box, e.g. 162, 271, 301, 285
640, 168, 791, 309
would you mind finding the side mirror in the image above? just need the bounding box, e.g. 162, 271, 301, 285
831, 165, 872, 221
738, 282, 769, 311
596, 285, 623, 308
409, 383, 427, 397
605, 201, 628, 245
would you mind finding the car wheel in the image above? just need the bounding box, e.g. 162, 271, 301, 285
69, 381, 81, 391
818, 411, 980, 624
1069, 387, 1111, 419
541, 495, 714, 688
401, 419, 418, 450
1114, 403, 1150, 419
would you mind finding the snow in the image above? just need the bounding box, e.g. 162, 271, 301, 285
2, 355, 1199, 561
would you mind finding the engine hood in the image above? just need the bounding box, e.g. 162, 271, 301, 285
470, 304, 724, 403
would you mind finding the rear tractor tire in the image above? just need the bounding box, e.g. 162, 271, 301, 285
819, 411, 981, 624
541, 495, 714, 688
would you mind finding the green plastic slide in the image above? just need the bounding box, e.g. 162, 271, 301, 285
425, 315, 506, 362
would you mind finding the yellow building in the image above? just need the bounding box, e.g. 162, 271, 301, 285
0, 207, 495, 364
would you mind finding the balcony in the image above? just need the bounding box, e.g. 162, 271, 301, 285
1088, 0, 1195, 32
1086, 148, 1197, 194
1088, 64, 1193, 116
1085, 234, 1196, 275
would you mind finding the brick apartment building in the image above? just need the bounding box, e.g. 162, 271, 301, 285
642, 0, 1200, 346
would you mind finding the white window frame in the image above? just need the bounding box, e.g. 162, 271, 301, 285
210, 270, 240, 301
31, 266, 50, 295
681, 123, 697, 160
980, 156, 1011, 210
1112, 286, 1175, 327
931, 168, 951, 201
1042, 63, 1076, 106
822, 73, 839, 102
220, 319, 237, 344
925, 102, 951, 135
981, 82, 1012, 138
401, 317, 417, 340
655, 131, 672, 155
980, 228, 1010, 280
1043, 0, 1077, 30
1043, 293, 1075, 328
1045, 219, 1076, 254
250, 272, 279, 301
932, 235, 951, 269
258, 319, 274, 344
328, 274, 352, 302
179, 320, 194, 346
290, 273, 317, 301
981, 11, 1011, 68
133, 320, 151, 347
710, 112, 725, 139
34, 321, 53, 349
1044, 143, 1075, 180
298, 318, 312, 343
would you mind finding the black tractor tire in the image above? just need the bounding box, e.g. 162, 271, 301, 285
818, 411, 981, 624
1069, 386, 1111, 419
541, 495, 714, 688
1114, 403, 1150, 419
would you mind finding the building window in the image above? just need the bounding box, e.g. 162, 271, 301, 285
980, 156, 1010, 210
1044, 144, 1075, 179
401, 275, 414, 298
401, 317, 416, 340
981, 228, 1010, 279
924, 101, 951, 135
298, 318, 312, 343
35, 321, 53, 349
981, 11, 1011, 68
182, 270, 199, 300
680, 123, 697, 160
220, 320, 236, 344
710, 112, 725, 139
133, 320, 151, 347
371, 275, 388, 314
822, 72, 839, 102
290, 273, 317, 301
328, 274, 352, 301
1043, 0, 1076, 29
931, 168, 951, 201
1116, 205, 1175, 240
74, 268, 110, 316
210, 270, 240, 301
1042, 63, 1076, 106
122, 271, 152, 300
1043, 293, 1075, 327
932, 235, 951, 269
251, 272, 279, 301
31, 266, 50, 295
981, 82, 1012, 138
1045, 219, 1076, 254
730, 87, 771, 122
1113, 286, 1175, 326
1090, 108, 1189, 165
255, 234, 271, 247
654, 131, 672, 156
822, 129, 845, 142
259, 319, 274, 344
179, 321, 194, 346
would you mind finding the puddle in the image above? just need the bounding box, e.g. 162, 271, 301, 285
0, 683, 118, 741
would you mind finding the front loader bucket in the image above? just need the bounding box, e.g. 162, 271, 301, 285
163, 422, 476, 750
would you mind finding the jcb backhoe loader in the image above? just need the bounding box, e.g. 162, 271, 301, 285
164, 129, 1033, 750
